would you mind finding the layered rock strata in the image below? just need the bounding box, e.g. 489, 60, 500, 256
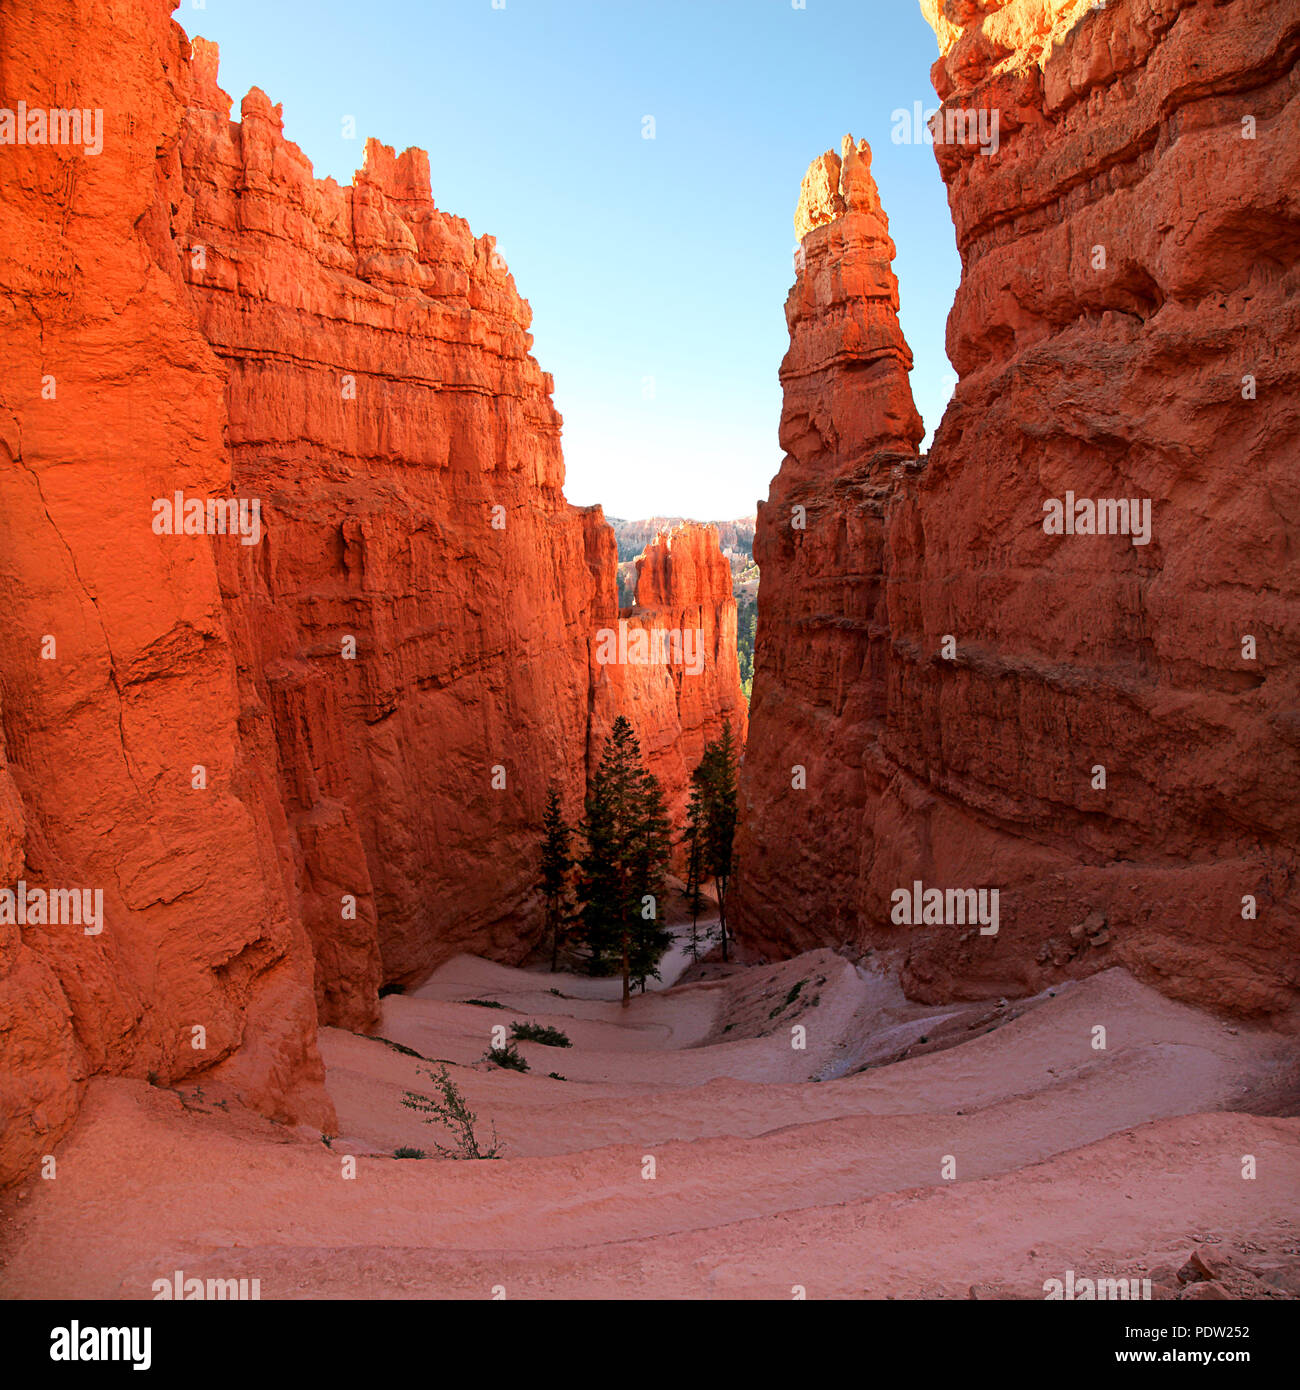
736, 0, 1300, 1019
0, 2, 744, 1183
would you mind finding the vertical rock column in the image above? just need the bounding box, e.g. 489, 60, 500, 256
0, 0, 335, 1187
735, 136, 922, 954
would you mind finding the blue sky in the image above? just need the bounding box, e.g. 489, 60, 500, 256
184, 0, 960, 519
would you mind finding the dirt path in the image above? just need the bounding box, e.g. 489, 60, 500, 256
2, 953, 1297, 1299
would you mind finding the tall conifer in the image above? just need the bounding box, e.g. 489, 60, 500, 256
540, 784, 573, 972
576, 716, 673, 1005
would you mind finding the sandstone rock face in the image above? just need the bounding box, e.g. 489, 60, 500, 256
0, 0, 335, 1187
737, 136, 926, 958
175, 49, 621, 1018
609, 516, 756, 562
737, 0, 1300, 1019
783, 136, 925, 490
0, 4, 745, 1183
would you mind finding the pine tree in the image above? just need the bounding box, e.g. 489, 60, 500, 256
576, 745, 627, 978
576, 716, 673, 1006
682, 780, 708, 963
690, 717, 740, 962
627, 768, 673, 993
540, 784, 573, 972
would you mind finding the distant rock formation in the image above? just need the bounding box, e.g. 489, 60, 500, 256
590, 524, 748, 841
608, 516, 756, 563
737, 0, 1300, 1019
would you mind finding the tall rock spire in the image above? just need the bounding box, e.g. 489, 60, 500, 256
781, 135, 923, 491
735, 137, 923, 956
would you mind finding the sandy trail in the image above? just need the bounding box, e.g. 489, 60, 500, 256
2, 951, 1296, 1300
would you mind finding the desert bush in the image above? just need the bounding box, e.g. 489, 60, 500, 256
510, 1020, 572, 1048
484, 1041, 529, 1072
400, 1066, 503, 1159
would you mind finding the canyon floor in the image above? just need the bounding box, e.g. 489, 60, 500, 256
2, 938, 1298, 1300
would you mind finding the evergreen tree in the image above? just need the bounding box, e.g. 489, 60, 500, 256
540, 784, 573, 972
682, 780, 708, 963
690, 717, 740, 962
576, 716, 673, 1006
627, 770, 673, 993
576, 747, 626, 978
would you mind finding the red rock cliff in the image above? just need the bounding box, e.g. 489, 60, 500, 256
0, 1, 745, 1184
737, 0, 1300, 1018
0, 0, 335, 1186
174, 46, 624, 1023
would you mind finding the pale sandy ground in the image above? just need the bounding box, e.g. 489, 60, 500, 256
2, 943, 1298, 1300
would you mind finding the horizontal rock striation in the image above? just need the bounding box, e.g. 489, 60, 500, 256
176, 47, 617, 1021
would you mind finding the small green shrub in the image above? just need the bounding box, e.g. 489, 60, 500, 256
510, 1020, 572, 1048
401, 1066, 503, 1159
393, 1147, 428, 1159
461, 998, 507, 1010
485, 1041, 529, 1072
769, 978, 807, 1018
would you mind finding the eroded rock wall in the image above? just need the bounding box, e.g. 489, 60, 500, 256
0, 3, 745, 1184
175, 48, 621, 1015
737, 0, 1300, 1018
0, 0, 335, 1187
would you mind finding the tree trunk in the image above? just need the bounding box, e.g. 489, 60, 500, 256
621, 931, 630, 1008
